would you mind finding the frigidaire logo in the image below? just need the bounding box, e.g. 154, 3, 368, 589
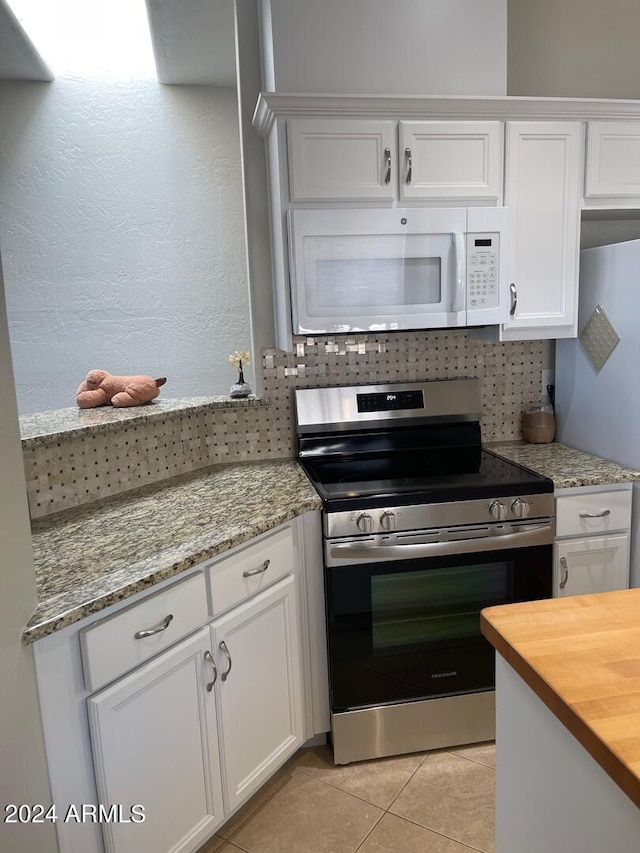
431, 671, 457, 679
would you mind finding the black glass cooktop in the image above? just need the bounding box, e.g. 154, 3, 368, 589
299, 448, 553, 511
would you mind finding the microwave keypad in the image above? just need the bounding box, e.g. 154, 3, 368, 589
467, 233, 499, 310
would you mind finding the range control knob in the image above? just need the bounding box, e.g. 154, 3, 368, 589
380, 511, 396, 531
489, 500, 508, 521
511, 498, 532, 519
356, 513, 373, 533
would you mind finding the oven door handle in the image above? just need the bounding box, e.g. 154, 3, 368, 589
328, 523, 553, 562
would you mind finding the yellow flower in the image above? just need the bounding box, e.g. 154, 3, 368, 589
229, 350, 251, 368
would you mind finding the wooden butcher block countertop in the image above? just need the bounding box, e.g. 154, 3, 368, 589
481, 589, 640, 809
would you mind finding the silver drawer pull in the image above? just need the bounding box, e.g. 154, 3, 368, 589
243, 558, 270, 578
579, 509, 611, 518
559, 556, 569, 589
204, 650, 217, 692
134, 613, 173, 639
219, 640, 232, 681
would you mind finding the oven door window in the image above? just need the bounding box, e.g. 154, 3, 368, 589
326, 545, 551, 712
371, 562, 505, 651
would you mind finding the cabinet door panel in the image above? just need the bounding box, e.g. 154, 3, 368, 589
213, 575, 303, 812
585, 121, 640, 198
504, 122, 582, 334
87, 628, 224, 853
399, 121, 503, 203
554, 535, 629, 598
287, 119, 396, 201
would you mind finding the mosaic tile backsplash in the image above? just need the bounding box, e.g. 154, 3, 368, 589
23, 331, 544, 518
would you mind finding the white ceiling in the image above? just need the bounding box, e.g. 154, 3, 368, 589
0, 0, 237, 86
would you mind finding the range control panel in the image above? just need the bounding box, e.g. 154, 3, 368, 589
325, 493, 555, 539
356, 389, 424, 413
467, 232, 499, 310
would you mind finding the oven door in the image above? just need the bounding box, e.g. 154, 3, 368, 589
324, 524, 552, 713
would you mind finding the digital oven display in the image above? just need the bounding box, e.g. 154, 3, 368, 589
356, 390, 425, 413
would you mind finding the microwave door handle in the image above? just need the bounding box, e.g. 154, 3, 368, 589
452, 232, 465, 313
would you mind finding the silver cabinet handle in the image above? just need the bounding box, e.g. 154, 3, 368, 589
405, 147, 412, 185
579, 509, 611, 518
559, 556, 569, 590
219, 641, 232, 681
204, 650, 217, 692
243, 558, 270, 578
383, 147, 391, 185
509, 283, 517, 316
134, 613, 173, 639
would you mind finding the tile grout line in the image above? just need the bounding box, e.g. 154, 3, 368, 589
352, 809, 387, 853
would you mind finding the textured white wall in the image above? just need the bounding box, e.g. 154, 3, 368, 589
260, 0, 507, 95
0, 79, 251, 414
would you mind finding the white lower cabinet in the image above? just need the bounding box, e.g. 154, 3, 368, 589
554, 534, 629, 597
34, 515, 325, 853
554, 485, 632, 597
87, 628, 224, 853
213, 575, 303, 812
87, 576, 304, 853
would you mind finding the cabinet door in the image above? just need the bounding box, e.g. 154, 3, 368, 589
87, 628, 224, 853
399, 121, 503, 203
554, 535, 629, 598
585, 121, 640, 199
287, 118, 396, 201
212, 574, 303, 812
503, 122, 582, 338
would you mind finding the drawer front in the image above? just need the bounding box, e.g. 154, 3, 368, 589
209, 526, 295, 616
555, 489, 632, 538
80, 572, 208, 692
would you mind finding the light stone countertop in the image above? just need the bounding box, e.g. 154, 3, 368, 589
24, 459, 321, 644
25, 441, 640, 645
489, 441, 640, 489
19, 396, 268, 447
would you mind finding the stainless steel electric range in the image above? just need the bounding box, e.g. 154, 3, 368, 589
295, 378, 554, 765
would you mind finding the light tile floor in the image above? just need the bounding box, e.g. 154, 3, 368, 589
197, 741, 495, 853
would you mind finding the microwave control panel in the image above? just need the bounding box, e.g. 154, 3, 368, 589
466, 232, 499, 310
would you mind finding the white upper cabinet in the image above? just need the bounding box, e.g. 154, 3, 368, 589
398, 121, 503, 204
287, 119, 397, 202
286, 118, 503, 205
585, 121, 640, 204
501, 122, 583, 340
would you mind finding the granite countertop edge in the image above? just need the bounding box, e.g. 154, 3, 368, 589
24, 460, 321, 645
20, 396, 269, 448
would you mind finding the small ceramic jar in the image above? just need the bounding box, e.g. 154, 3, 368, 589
522, 405, 555, 443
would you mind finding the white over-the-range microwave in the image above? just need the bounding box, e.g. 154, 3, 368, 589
287, 206, 509, 334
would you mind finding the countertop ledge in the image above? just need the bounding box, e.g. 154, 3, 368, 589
20, 396, 269, 448
489, 441, 640, 489
24, 459, 321, 645
481, 589, 640, 809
